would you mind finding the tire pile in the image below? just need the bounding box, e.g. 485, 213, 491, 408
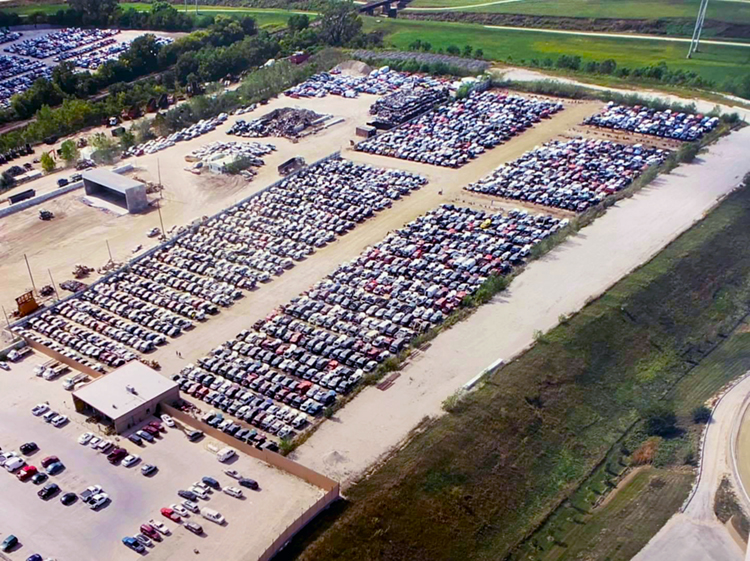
356, 91, 563, 168
584, 103, 719, 141
226, 108, 325, 139
180, 204, 565, 444
465, 138, 669, 212
368, 85, 450, 129
19, 158, 426, 372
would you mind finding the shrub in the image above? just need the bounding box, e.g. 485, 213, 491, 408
40, 151, 55, 173
692, 405, 711, 424
645, 405, 677, 436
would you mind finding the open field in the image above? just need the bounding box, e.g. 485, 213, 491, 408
289, 147, 750, 560
0, 351, 324, 561
364, 17, 750, 85
406, 0, 750, 23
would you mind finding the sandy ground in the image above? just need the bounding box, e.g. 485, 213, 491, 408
0, 351, 324, 561
290, 126, 750, 485
633, 372, 750, 561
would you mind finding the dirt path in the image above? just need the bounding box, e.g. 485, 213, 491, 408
404, 0, 521, 11
291, 127, 750, 487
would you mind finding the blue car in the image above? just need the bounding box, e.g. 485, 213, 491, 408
46, 461, 64, 476
122, 536, 144, 553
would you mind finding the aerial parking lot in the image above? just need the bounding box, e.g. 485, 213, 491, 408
0, 353, 324, 561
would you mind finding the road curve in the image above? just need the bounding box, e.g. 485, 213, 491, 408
633, 373, 750, 561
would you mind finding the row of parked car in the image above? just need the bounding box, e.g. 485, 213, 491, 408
465, 138, 669, 212
4, 28, 119, 60
285, 65, 447, 99
21, 158, 426, 370
125, 113, 230, 158
0, 55, 51, 107
356, 91, 564, 168
183, 204, 565, 441
583, 102, 720, 141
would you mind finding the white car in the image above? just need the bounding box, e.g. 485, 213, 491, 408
97, 440, 113, 453
43, 410, 58, 423
88, 436, 101, 448
192, 481, 210, 493
32, 403, 49, 416
170, 503, 189, 517
148, 519, 170, 535
223, 486, 243, 498
0, 361, 9, 371
0, 451, 17, 466
190, 486, 208, 499
78, 432, 93, 445
182, 500, 199, 513
122, 455, 140, 467
223, 469, 241, 480
160, 414, 175, 427
135, 533, 153, 548
51, 415, 68, 427
90, 493, 109, 510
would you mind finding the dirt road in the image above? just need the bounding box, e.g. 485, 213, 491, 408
290, 126, 750, 486
633, 372, 750, 561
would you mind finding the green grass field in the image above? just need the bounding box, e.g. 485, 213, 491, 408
289, 174, 750, 561
406, 0, 750, 24
365, 17, 750, 85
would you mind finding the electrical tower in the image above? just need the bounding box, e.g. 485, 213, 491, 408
687, 0, 709, 58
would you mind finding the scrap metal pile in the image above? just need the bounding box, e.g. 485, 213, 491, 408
466, 138, 669, 212
368, 85, 450, 129
357, 91, 564, 168
584, 102, 719, 141
227, 108, 327, 139
285, 66, 446, 99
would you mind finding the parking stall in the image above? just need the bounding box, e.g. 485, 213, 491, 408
4, 28, 120, 60
356, 91, 564, 168
465, 138, 669, 212
184, 204, 565, 447
15, 158, 426, 373
583, 102, 719, 141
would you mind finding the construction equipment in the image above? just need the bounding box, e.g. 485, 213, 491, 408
15, 291, 39, 317
39, 209, 54, 220
72, 264, 93, 279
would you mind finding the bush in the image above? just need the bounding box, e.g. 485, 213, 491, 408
59, 140, 78, 164
40, 152, 55, 173
645, 405, 677, 436
692, 405, 711, 424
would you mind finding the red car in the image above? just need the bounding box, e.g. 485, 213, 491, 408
150, 421, 165, 432
142, 425, 159, 436
41, 456, 59, 468
107, 448, 127, 464
17, 465, 37, 481
160, 507, 181, 522
140, 524, 162, 541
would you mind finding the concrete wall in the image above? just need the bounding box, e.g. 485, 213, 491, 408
21, 337, 104, 379
125, 185, 148, 213
0, 181, 83, 220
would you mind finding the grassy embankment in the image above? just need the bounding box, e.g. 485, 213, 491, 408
284, 175, 750, 561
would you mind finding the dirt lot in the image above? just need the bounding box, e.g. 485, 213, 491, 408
0, 351, 323, 561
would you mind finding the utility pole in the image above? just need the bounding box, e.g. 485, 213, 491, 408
687, 0, 709, 58
23, 253, 36, 295
106, 240, 113, 262
2, 305, 9, 330
47, 269, 60, 301
157, 157, 163, 199
156, 199, 166, 239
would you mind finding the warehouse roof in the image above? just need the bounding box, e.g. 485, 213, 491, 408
72, 362, 177, 421
81, 169, 145, 195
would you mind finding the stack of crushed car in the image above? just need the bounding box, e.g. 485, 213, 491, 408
227, 108, 328, 139
368, 84, 450, 129
465, 138, 669, 212
356, 91, 564, 168
583, 102, 719, 141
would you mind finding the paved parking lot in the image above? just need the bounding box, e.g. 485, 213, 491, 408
0, 352, 323, 561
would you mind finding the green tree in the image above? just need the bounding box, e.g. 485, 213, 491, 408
645, 405, 677, 437
691, 405, 711, 424
446, 45, 460, 56
40, 151, 56, 173
119, 129, 136, 151
319, 1, 362, 46
463, 45, 473, 57
51, 62, 79, 95
288, 14, 310, 33
68, 0, 118, 25
90, 132, 120, 164
475, 48, 484, 59
59, 140, 79, 164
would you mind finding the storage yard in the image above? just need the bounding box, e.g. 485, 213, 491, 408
1, 62, 743, 560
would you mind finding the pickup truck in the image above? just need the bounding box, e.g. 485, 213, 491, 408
7, 346, 31, 362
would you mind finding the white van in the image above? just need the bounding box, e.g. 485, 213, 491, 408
216, 447, 236, 463
200, 507, 225, 525
5, 457, 25, 472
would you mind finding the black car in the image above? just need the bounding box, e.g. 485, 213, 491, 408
61, 492, 77, 505
38, 483, 59, 500
128, 433, 143, 446
186, 430, 204, 442
20, 442, 38, 455
238, 478, 258, 490
178, 489, 198, 501
201, 476, 220, 490
31, 473, 48, 485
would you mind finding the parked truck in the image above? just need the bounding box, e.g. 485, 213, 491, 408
7, 346, 31, 362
